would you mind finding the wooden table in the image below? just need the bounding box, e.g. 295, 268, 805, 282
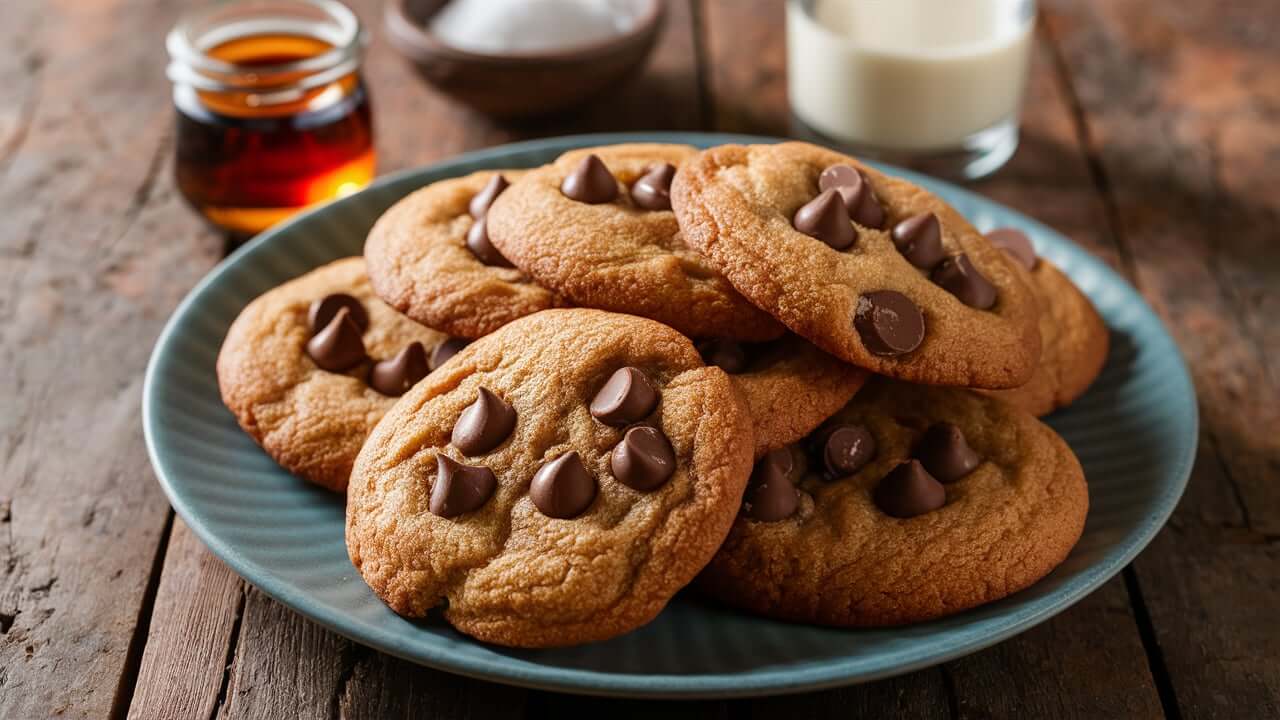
2, 1, 1276, 717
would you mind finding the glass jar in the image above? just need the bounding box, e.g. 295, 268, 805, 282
166, 0, 375, 236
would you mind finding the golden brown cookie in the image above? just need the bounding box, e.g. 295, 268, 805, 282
695, 335, 869, 458
217, 257, 458, 492
982, 229, 1109, 416
485, 144, 785, 341
671, 142, 1040, 388
365, 169, 564, 339
345, 309, 754, 647
699, 378, 1088, 627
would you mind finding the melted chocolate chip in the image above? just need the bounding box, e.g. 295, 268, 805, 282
561, 154, 618, 204
430, 455, 497, 517
308, 293, 368, 334
854, 291, 925, 356
306, 307, 367, 371
611, 425, 676, 491
891, 213, 946, 269
818, 164, 885, 229
696, 339, 748, 374
915, 423, 981, 483
469, 173, 510, 218
429, 338, 468, 370
931, 254, 997, 309
874, 460, 946, 518
987, 228, 1037, 271
793, 189, 855, 250
631, 163, 676, 211
744, 449, 799, 522
589, 367, 659, 427
821, 424, 876, 477
466, 215, 515, 268
369, 342, 429, 396
530, 451, 597, 518
451, 387, 516, 455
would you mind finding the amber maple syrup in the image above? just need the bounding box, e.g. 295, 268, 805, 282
168, 3, 373, 236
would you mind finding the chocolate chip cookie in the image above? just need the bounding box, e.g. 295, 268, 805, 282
217, 257, 462, 491
699, 378, 1088, 627
983, 228, 1109, 416
345, 309, 755, 647
365, 170, 565, 339
485, 144, 785, 341
671, 142, 1040, 388
696, 334, 869, 458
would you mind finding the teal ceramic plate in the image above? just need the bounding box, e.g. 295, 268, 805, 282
143, 133, 1196, 698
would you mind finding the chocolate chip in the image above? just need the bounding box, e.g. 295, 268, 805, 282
631, 163, 676, 211
818, 164, 885, 229
874, 460, 945, 518
743, 450, 798, 522
915, 423, 981, 483
821, 424, 876, 477
987, 228, 1037, 271
762, 446, 794, 476
589, 367, 659, 427
696, 339, 748, 374
561, 154, 618, 204
854, 291, 925, 356
430, 455, 497, 517
793, 189, 855, 250
931, 254, 997, 309
891, 213, 946, 269
469, 173, 509, 218
308, 293, 368, 334
451, 387, 516, 455
530, 451, 597, 518
611, 425, 676, 491
429, 338, 468, 370
306, 307, 367, 371
466, 215, 515, 268
369, 342, 429, 396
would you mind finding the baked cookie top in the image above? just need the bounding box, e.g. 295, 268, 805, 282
699, 378, 1088, 627
345, 308, 754, 647
365, 169, 563, 339
695, 335, 868, 458
983, 228, 1109, 416
671, 142, 1041, 388
216, 257, 458, 492
485, 144, 785, 341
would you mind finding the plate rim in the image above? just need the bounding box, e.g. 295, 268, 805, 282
143, 131, 1199, 699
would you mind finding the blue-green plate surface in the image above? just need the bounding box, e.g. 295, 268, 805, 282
143, 133, 1196, 698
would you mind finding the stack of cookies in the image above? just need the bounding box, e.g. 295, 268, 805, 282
217, 141, 1105, 647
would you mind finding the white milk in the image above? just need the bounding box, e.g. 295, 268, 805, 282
787, 0, 1034, 152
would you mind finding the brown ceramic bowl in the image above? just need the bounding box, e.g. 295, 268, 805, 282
384, 0, 665, 119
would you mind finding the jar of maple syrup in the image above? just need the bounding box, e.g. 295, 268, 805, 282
167, 0, 375, 236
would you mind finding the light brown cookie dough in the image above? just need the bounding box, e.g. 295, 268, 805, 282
365, 170, 565, 339
345, 309, 754, 647
699, 378, 1088, 627
696, 335, 869, 458
982, 230, 1109, 416
671, 142, 1041, 388
485, 144, 785, 341
217, 257, 455, 492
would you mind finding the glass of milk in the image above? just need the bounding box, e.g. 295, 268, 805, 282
786, 0, 1035, 179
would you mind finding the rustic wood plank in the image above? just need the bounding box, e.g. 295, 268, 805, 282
0, 0, 223, 716
1043, 1, 1280, 716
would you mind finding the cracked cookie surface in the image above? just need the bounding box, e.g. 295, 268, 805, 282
671, 142, 1040, 388
345, 309, 754, 647
365, 170, 564, 338
486, 144, 784, 341
699, 378, 1088, 626
216, 257, 452, 492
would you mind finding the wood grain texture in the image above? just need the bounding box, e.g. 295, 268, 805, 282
0, 0, 223, 717
1044, 1, 1280, 716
